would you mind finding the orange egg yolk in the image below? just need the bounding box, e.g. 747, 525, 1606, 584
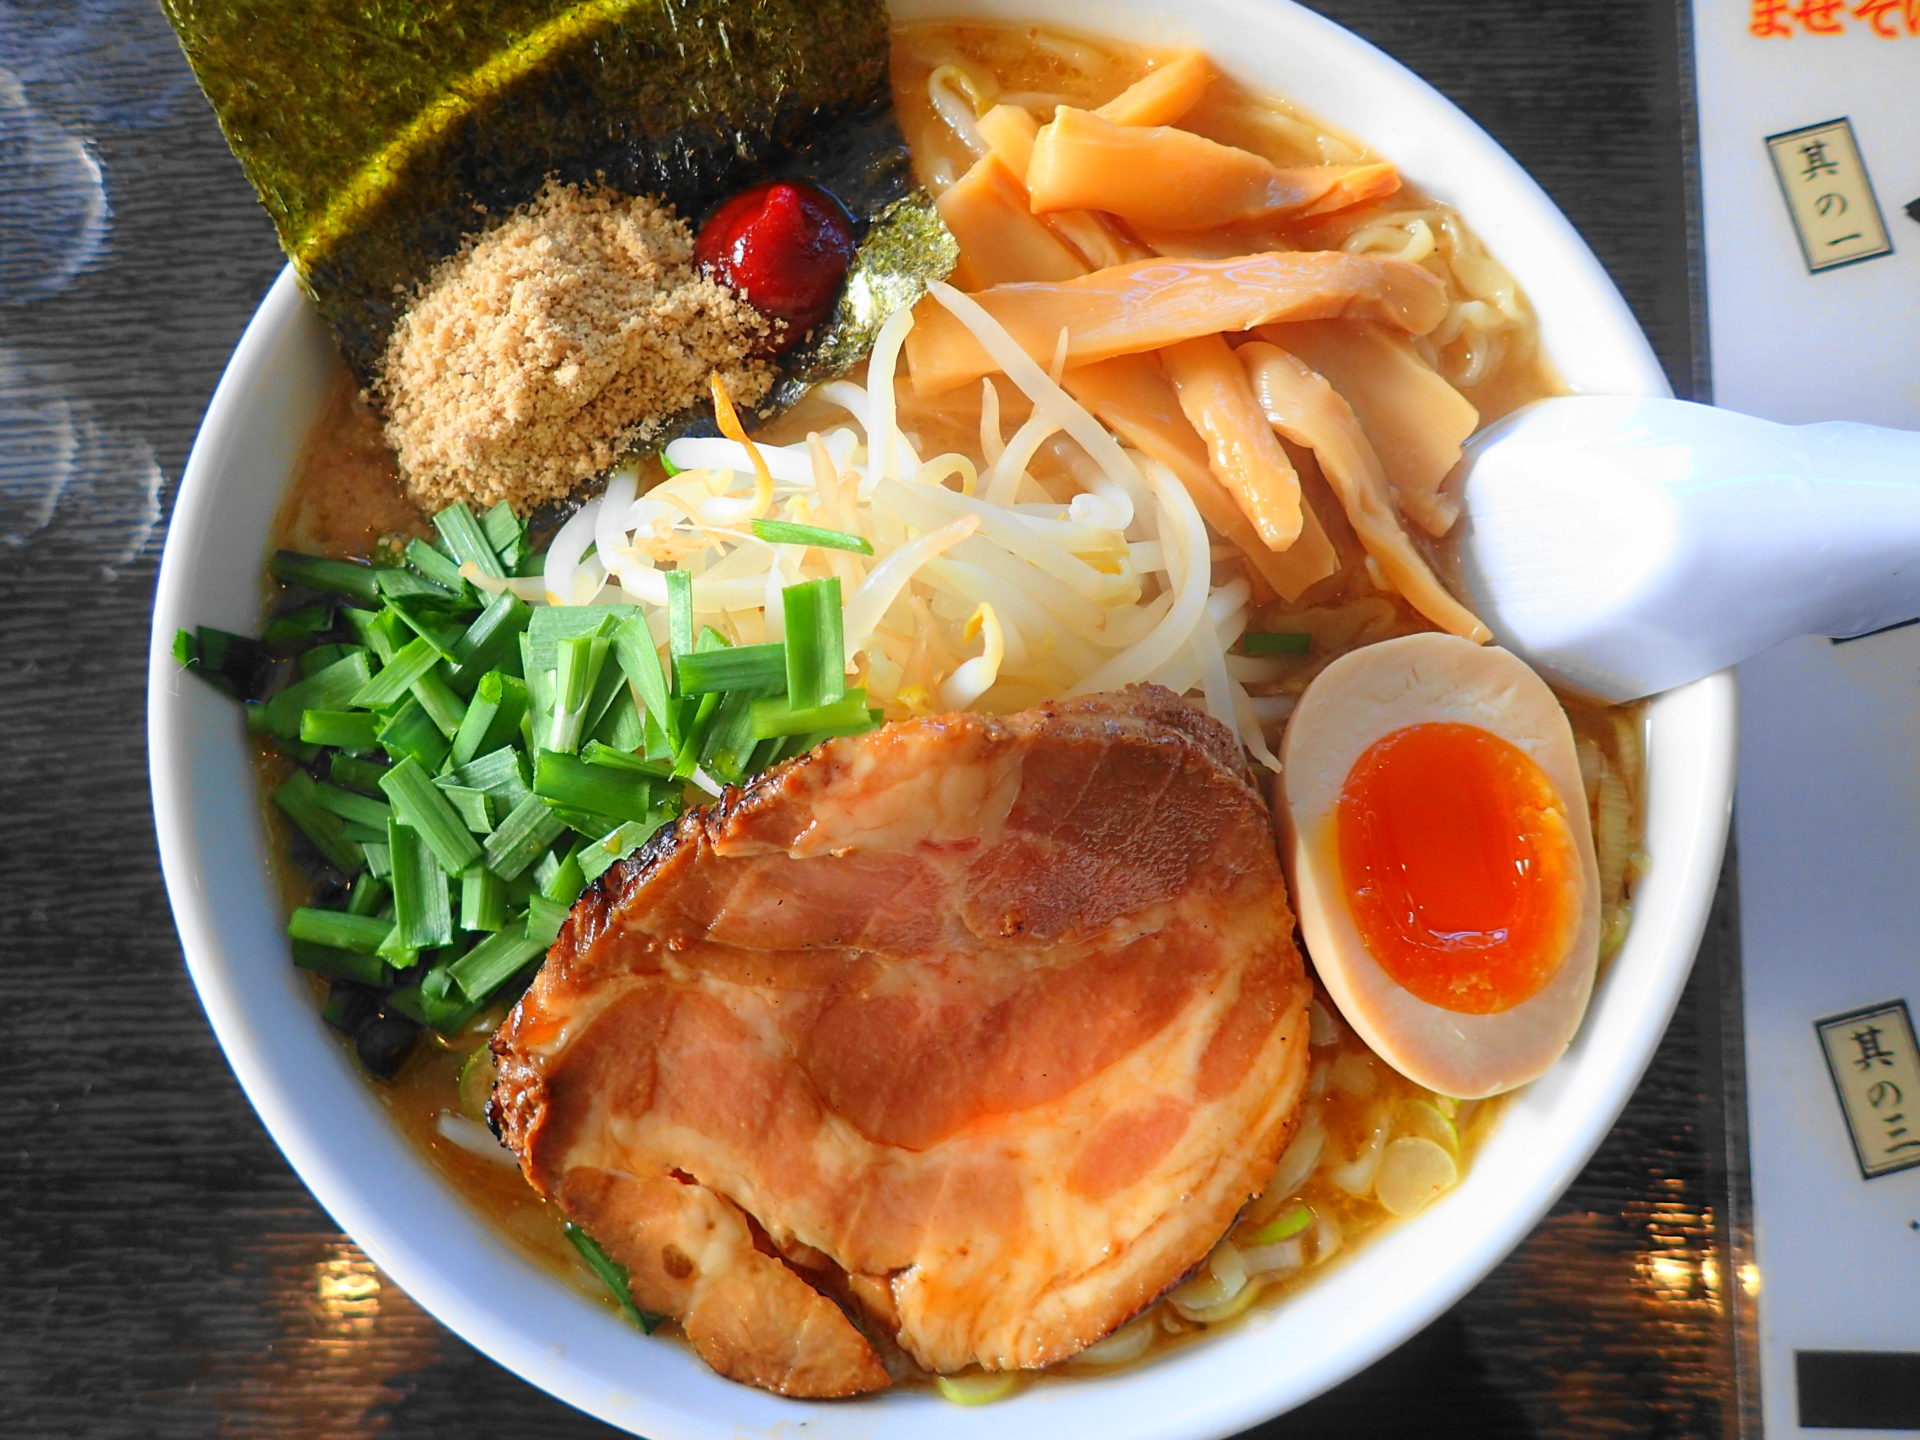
1335, 721, 1577, 1015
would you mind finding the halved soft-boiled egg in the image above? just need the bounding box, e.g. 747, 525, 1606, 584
1277, 633, 1601, 1098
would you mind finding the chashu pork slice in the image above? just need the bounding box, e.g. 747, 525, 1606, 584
491, 686, 1311, 1396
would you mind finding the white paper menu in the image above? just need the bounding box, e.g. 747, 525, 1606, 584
1691, 3, 1920, 1434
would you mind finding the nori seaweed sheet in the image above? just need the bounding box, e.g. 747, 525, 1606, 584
159, 0, 954, 405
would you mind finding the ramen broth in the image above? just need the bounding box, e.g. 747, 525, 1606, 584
259, 20, 1645, 1384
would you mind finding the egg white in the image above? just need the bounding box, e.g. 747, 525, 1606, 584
1276, 633, 1601, 1099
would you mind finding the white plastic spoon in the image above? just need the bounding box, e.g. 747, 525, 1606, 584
1449, 395, 1920, 700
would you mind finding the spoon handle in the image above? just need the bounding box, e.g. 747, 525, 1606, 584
1669, 406, 1920, 643
1454, 395, 1920, 700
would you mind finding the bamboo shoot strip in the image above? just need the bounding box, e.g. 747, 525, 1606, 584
903, 252, 1449, 395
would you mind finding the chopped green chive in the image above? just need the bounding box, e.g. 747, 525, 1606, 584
675, 642, 788, 695
375, 698, 450, 771
190, 501, 927, 1082
271, 550, 382, 605
563, 1223, 662, 1333
526, 893, 569, 946
299, 709, 380, 752
298, 641, 365, 677
262, 650, 374, 739
782, 577, 845, 711
174, 624, 273, 700
451, 670, 529, 767
409, 667, 468, 739
376, 565, 454, 603
578, 819, 660, 884
581, 741, 671, 778
264, 602, 335, 647
432, 502, 506, 579
388, 819, 453, 950
449, 924, 547, 1002
533, 750, 659, 826
308, 780, 393, 832
291, 939, 390, 987
748, 689, 876, 740
288, 907, 393, 954
482, 794, 568, 880
345, 872, 388, 917
272, 771, 365, 873
348, 636, 440, 709
379, 758, 482, 876
450, 591, 530, 687
542, 851, 586, 907
443, 747, 532, 808
699, 686, 769, 785
611, 615, 674, 745
405, 537, 468, 593
666, 568, 694, 663
385, 595, 465, 662
1248, 1203, 1314, 1244
460, 867, 507, 933
439, 785, 495, 834
1238, 631, 1312, 656
547, 633, 611, 753
670, 690, 723, 780
480, 501, 526, 568
344, 604, 407, 664
750, 518, 874, 554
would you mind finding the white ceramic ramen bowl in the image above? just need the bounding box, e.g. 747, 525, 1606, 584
147, 0, 1737, 1435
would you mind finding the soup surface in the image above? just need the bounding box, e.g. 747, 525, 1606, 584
258, 19, 1644, 1390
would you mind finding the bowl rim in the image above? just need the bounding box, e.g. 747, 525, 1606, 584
146, 2, 1737, 1435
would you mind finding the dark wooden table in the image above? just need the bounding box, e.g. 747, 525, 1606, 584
0, 1, 1749, 1435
